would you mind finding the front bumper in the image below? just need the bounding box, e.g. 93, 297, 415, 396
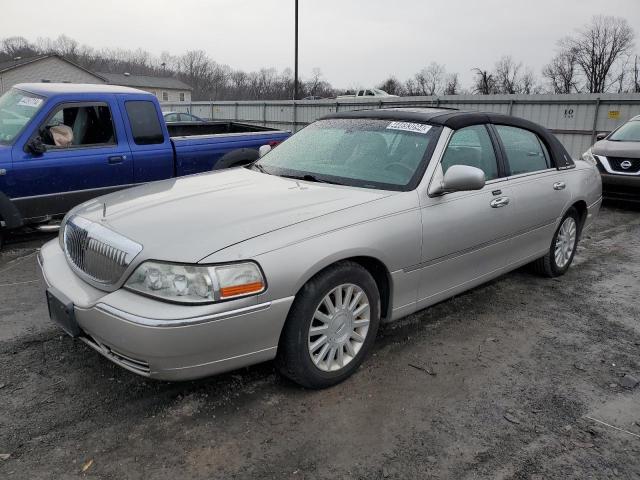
38, 240, 294, 381
600, 172, 640, 203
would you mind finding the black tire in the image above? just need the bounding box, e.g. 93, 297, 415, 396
213, 148, 259, 170
533, 207, 580, 277
276, 261, 381, 389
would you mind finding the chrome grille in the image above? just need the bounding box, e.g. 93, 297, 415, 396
63, 215, 143, 287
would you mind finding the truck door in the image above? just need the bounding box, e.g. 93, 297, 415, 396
11, 99, 133, 220
118, 97, 174, 183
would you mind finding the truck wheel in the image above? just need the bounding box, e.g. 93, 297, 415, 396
533, 207, 580, 277
213, 148, 260, 170
276, 261, 381, 389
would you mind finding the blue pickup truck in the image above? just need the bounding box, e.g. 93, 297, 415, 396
0, 83, 290, 247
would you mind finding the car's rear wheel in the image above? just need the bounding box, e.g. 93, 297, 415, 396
533, 207, 580, 277
276, 261, 380, 389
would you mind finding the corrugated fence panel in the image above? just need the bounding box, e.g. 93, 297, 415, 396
163, 93, 640, 157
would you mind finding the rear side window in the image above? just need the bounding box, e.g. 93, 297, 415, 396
495, 125, 549, 175
441, 125, 500, 180
125, 101, 165, 145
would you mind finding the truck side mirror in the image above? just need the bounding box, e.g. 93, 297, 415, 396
258, 145, 272, 158
26, 136, 47, 155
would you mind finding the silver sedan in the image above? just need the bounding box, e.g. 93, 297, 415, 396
38, 108, 602, 388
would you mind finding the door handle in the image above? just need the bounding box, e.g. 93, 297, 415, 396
553, 182, 566, 190
108, 155, 126, 164
490, 197, 510, 208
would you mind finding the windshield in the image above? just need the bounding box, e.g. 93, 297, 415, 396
0, 88, 45, 144
609, 120, 640, 142
253, 119, 440, 190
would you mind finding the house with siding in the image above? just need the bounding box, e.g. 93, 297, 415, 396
0, 55, 192, 102
98, 72, 193, 103
0, 55, 105, 94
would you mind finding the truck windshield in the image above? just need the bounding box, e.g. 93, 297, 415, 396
608, 120, 640, 142
0, 88, 45, 144
253, 119, 440, 191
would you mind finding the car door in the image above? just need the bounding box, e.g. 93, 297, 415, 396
11, 99, 133, 220
417, 124, 516, 308
491, 124, 571, 264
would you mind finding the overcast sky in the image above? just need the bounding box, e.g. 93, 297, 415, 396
1, 0, 639, 89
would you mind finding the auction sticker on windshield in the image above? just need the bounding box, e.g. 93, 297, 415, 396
17, 97, 43, 108
386, 122, 432, 134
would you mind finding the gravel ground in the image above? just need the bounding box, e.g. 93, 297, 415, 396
0, 204, 639, 480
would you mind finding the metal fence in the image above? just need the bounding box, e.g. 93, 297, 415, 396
162, 93, 640, 158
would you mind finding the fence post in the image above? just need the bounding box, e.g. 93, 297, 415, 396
335, 101, 339, 113
508, 99, 514, 115
263, 102, 267, 127
292, 101, 297, 132
591, 97, 601, 144
211, 103, 214, 120
234, 102, 239, 121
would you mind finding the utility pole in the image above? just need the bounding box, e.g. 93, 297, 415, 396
294, 0, 299, 100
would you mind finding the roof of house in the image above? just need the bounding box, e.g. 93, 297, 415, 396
0, 54, 106, 81
98, 72, 192, 91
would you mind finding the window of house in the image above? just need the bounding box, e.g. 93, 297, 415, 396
440, 125, 500, 180
162, 91, 169, 101
179, 92, 185, 102
125, 101, 165, 145
494, 125, 550, 175
40, 103, 116, 148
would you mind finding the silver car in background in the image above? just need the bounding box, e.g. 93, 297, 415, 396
38, 108, 602, 388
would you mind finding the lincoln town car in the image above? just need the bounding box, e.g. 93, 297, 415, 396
38, 108, 602, 388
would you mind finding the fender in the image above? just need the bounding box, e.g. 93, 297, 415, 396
213, 148, 260, 170
0, 191, 24, 229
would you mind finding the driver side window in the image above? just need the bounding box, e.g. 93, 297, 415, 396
440, 125, 499, 181
40, 103, 116, 149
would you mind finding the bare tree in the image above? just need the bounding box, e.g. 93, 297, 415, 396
0, 36, 35, 60
472, 68, 497, 94
543, 48, 580, 93
414, 62, 445, 95
377, 76, 406, 96
633, 55, 640, 93
563, 15, 635, 93
443, 73, 460, 95
494, 56, 522, 94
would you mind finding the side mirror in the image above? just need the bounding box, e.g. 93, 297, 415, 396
26, 136, 47, 155
258, 144, 272, 158
595, 133, 607, 141
433, 165, 485, 195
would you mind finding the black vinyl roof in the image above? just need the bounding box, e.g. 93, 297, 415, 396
322, 107, 575, 169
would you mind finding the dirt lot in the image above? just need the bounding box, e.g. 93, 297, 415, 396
0, 204, 639, 480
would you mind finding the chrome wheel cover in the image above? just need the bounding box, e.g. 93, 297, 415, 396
308, 284, 370, 372
554, 216, 577, 268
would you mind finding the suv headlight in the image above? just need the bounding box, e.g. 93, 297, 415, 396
125, 261, 266, 304
581, 148, 598, 166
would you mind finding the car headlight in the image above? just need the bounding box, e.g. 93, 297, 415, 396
581, 148, 598, 166
125, 261, 266, 304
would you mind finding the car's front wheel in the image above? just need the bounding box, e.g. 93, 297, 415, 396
533, 207, 580, 277
276, 261, 381, 389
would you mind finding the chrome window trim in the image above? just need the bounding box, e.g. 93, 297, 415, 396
596, 155, 640, 176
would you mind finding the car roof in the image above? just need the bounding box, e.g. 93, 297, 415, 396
321, 107, 575, 169
13, 83, 147, 96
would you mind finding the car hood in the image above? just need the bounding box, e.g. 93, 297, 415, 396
592, 139, 640, 158
74, 168, 393, 263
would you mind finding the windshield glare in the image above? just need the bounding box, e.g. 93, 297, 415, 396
255, 119, 440, 190
609, 120, 640, 142
0, 89, 45, 144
